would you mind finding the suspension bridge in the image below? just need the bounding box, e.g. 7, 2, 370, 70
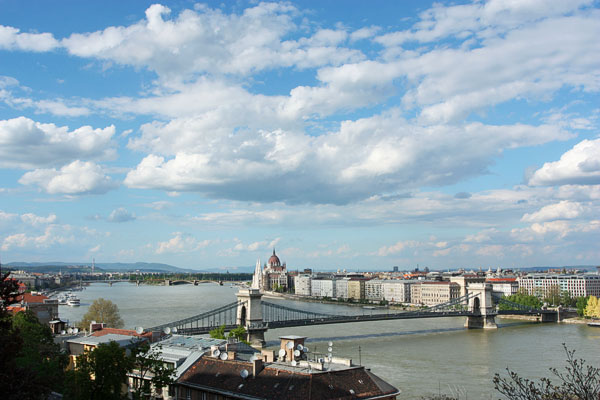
148, 283, 558, 346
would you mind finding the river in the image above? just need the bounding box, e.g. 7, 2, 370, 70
58, 282, 600, 399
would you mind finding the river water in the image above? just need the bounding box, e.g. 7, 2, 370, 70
59, 283, 600, 399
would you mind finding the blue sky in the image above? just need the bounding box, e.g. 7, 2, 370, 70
1, 0, 599, 271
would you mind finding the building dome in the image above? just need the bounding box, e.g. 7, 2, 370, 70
267, 249, 281, 268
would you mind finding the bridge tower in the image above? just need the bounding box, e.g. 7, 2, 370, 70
464, 283, 497, 329
236, 288, 267, 348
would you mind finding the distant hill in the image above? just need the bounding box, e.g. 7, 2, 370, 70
5, 261, 197, 273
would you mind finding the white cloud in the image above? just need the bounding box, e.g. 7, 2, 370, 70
107, 208, 136, 223
373, 3, 600, 123
0, 117, 115, 169
1, 225, 73, 251
20, 213, 57, 226
377, 240, 419, 257
0, 25, 58, 52
124, 112, 569, 204
155, 232, 210, 254
19, 160, 116, 195
521, 200, 585, 222
529, 138, 600, 186
61, 3, 363, 82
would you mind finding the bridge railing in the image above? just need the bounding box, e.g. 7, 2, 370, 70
148, 300, 245, 332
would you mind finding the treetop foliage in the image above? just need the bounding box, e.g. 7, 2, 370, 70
79, 297, 124, 330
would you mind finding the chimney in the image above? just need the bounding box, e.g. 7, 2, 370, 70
261, 349, 275, 363
252, 359, 263, 377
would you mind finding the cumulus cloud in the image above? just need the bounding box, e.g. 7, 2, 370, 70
1, 225, 74, 251
124, 114, 569, 204
0, 25, 58, 52
19, 160, 116, 195
372, 1, 600, 123
61, 3, 363, 82
529, 138, 600, 186
20, 213, 57, 226
0, 117, 115, 169
155, 232, 211, 254
107, 208, 136, 223
521, 200, 585, 222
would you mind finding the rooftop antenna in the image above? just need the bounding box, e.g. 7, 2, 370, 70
358, 345, 362, 366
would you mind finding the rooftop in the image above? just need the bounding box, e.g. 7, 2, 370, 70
178, 356, 400, 400
68, 333, 143, 347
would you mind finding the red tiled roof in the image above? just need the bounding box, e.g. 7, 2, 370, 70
16, 292, 49, 304
6, 305, 26, 314
486, 278, 517, 282
178, 358, 398, 400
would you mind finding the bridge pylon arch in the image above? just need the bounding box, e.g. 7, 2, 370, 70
236, 288, 267, 348
464, 283, 497, 329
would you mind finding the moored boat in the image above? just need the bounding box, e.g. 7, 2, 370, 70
67, 297, 80, 306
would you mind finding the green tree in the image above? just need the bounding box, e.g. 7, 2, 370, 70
1, 268, 51, 399
79, 298, 124, 330
12, 310, 68, 393
209, 324, 226, 339
543, 285, 561, 306
576, 296, 589, 317
499, 291, 542, 310
559, 290, 575, 307
228, 325, 248, 343
64, 341, 131, 400
493, 344, 600, 399
129, 342, 175, 400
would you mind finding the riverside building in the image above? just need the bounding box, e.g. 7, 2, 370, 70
518, 273, 600, 298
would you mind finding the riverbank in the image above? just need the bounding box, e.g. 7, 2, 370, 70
263, 291, 425, 311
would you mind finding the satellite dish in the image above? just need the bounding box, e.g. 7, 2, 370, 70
278, 349, 286, 359
286, 341, 294, 349
61, 330, 66, 335
303, 347, 309, 353
172, 327, 178, 334
297, 344, 304, 351
67, 328, 73, 334
136, 327, 144, 335
327, 347, 333, 352
73, 328, 79, 334
294, 349, 300, 357
240, 369, 249, 379
291, 360, 297, 367
220, 352, 228, 361
163, 327, 171, 335
212, 349, 221, 357
328, 341, 333, 347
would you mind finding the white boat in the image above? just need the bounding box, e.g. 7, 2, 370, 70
67, 297, 80, 306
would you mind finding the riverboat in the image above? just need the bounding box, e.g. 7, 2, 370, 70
588, 321, 600, 328
67, 297, 80, 306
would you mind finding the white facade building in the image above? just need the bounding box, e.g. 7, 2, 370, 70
294, 275, 312, 296
365, 279, 385, 301
518, 274, 600, 298
311, 278, 336, 298
335, 278, 349, 299
382, 280, 412, 303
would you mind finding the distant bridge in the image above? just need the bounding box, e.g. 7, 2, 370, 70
149, 283, 558, 346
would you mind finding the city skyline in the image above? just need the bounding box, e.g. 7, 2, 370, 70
1, 0, 599, 270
